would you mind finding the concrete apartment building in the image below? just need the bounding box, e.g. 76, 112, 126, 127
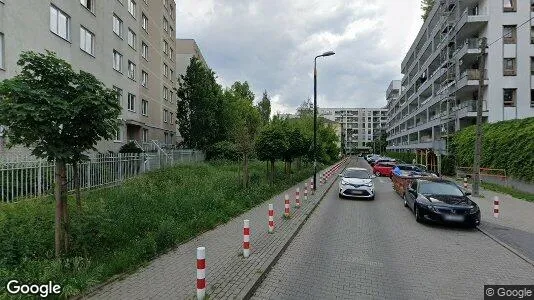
0, 0, 178, 154
319, 107, 388, 154
387, 0, 534, 162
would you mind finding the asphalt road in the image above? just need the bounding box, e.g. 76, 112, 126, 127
252, 157, 534, 300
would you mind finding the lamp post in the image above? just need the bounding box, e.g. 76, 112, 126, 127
313, 51, 335, 192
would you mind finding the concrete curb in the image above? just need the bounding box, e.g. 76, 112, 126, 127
477, 226, 534, 269
239, 159, 351, 300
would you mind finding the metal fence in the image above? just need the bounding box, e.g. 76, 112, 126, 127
0, 150, 204, 202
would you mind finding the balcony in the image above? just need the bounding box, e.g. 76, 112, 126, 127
455, 8, 488, 36
456, 69, 488, 92
452, 100, 488, 119
453, 38, 481, 60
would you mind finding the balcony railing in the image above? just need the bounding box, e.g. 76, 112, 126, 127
460, 69, 488, 80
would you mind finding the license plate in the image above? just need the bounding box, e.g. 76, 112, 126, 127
444, 215, 465, 222
351, 190, 363, 195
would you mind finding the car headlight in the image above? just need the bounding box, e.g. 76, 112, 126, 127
469, 205, 479, 214
341, 179, 349, 185
364, 183, 373, 187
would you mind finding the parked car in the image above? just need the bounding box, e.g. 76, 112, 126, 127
403, 178, 480, 228
370, 157, 395, 167
413, 164, 439, 177
338, 167, 376, 200
372, 162, 396, 177
365, 154, 379, 162
367, 155, 382, 165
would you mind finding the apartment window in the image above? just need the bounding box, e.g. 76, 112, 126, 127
80, 0, 94, 13
531, 90, 534, 108
163, 17, 169, 32
531, 27, 534, 44
113, 50, 122, 72
142, 42, 148, 59
170, 26, 174, 38
163, 109, 168, 123
164, 132, 169, 144
503, 0, 516, 12
163, 86, 168, 101
50, 5, 70, 40
169, 48, 173, 60
113, 14, 123, 37
143, 129, 148, 142
503, 89, 517, 107
128, 61, 136, 80
0, 33, 4, 69
170, 69, 174, 81
128, 0, 136, 17
163, 63, 169, 77
169, 91, 173, 103
141, 99, 148, 115
113, 86, 123, 104
115, 127, 122, 141
127, 93, 136, 111
503, 25, 517, 44
141, 70, 148, 87
531, 57, 534, 75
503, 58, 516, 76
80, 26, 95, 55
127, 28, 136, 49
163, 40, 168, 54
170, 112, 173, 125
142, 14, 148, 31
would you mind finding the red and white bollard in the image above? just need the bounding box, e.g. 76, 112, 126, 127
284, 194, 290, 217
243, 220, 250, 258
310, 178, 315, 194
196, 247, 206, 300
493, 196, 500, 218
295, 187, 301, 208
268, 204, 274, 233
463, 178, 468, 189
304, 183, 308, 201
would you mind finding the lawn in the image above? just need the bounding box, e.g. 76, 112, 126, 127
0, 160, 318, 299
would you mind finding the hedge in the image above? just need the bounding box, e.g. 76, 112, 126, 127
451, 117, 534, 182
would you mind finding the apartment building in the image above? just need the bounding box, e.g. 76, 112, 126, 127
0, 0, 178, 154
319, 107, 388, 154
387, 0, 534, 159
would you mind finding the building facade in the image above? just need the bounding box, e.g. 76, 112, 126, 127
387, 0, 534, 156
319, 107, 387, 154
0, 0, 178, 154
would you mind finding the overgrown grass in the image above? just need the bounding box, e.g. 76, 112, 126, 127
481, 182, 534, 203
0, 160, 318, 299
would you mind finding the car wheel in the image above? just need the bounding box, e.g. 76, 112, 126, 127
403, 194, 408, 208
370, 195, 375, 200
374, 171, 380, 177
415, 205, 423, 223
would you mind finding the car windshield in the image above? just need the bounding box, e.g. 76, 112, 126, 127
418, 182, 464, 196
343, 170, 370, 179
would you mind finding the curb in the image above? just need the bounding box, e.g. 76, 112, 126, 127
477, 226, 534, 269
239, 158, 351, 300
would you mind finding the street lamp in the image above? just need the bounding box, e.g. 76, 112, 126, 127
313, 51, 335, 192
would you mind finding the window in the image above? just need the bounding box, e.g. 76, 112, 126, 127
531, 90, 534, 108
531, 57, 534, 75
503, 25, 517, 44
80, 0, 94, 12
169, 91, 173, 103
0, 33, 4, 69
163, 40, 168, 54
503, 58, 516, 76
142, 42, 148, 59
128, 61, 136, 80
164, 132, 169, 144
170, 69, 174, 81
113, 50, 122, 72
80, 26, 95, 55
141, 70, 148, 87
128, 28, 136, 49
163, 17, 169, 32
115, 127, 122, 141
170, 26, 174, 38
170, 112, 173, 124
503, 0, 516, 12
128, 93, 136, 111
163, 63, 168, 77
113, 86, 123, 104
503, 89, 517, 107
163, 86, 168, 101
531, 27, 534, 44
113, 14, 123, 37
142, 99, 148, 115
50, 5, 70, 40
169, 47, 173, 60
142, 14, 148, 31
143, 129, 148, 142
128, 0, 136, 17
163, 109, 168, 122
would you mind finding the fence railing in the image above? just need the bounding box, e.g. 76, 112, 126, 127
0, 150, 204, 202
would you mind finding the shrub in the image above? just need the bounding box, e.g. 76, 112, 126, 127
205, 141, 239, 161
118, 141, 143, 153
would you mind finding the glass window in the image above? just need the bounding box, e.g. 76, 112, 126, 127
113, 50, 122, 72
142, 14, 148, 31
80, 26, 95, 55
163, 40, 168, 54
503, 25, 517, 44
0, 33, 4, 69
163, 86, 168, 101
531, 90, 534, 108
503, 0, 516, 11
113, 14, 122, 37
163, 63, 168, 77
170, 112, 173, 124
128, 61, 136, 80
127, 28, 136, 49
504, 89, 517, 107
113, 86, 122, 104
128, 0, 136, 17
80, 0, 94, 12
142, 99, 148, 115
163, 17, 168, 32
128, 93, 136, 111
531, 57, 534, 75
503, 58, 516, 76
163, 109, 168, 122
50, 5, 70, 40
141, 70, 148, 87
143, 129, 148, 142
115, 126, 122, 141
142, 42, 148, 59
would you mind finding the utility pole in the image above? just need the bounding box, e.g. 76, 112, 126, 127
472, 37, 487, 197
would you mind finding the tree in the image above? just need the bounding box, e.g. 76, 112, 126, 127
0, 51, 121, 257
257, 90, 271, 125
256, 124, 287, 183
176, 57, 227, 150
296, 97, 314, 117
421, 0, 435, 21
230, 81, 255, 104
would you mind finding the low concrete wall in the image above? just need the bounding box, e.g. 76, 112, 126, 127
481, 174, 534, 195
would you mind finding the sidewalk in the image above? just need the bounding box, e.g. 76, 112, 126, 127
82, 158, 350, 299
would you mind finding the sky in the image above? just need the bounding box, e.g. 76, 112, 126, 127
175, 0, 424, 115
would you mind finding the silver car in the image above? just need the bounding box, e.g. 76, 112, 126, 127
338, 167, 376, 200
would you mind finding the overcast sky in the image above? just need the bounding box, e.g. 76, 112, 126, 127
175, 0, 423, 115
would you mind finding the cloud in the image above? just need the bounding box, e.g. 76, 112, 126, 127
175, 0, 423, 114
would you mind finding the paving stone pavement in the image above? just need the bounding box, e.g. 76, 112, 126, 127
83, 159, 349, 300
252, 158, 534, 300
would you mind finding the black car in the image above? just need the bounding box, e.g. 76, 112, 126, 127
403, 178, 480, 228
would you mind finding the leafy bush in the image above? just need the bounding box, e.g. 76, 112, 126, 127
205, 141, 240, 161
452, 117, 534, 182
0, 160, 315, 298
118, 141, 143, 153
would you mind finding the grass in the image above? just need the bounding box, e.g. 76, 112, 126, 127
481, 182, 534, 203
0, 160, 320, 299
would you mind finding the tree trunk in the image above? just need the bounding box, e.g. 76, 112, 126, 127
73, 161, 81, 210
54, 160, 69, 257
244, 154, 249, 188
270, 160, 275, 184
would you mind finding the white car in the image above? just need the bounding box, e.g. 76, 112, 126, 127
338, 167, 376, 200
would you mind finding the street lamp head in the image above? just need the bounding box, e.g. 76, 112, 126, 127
321, 51, 335, 57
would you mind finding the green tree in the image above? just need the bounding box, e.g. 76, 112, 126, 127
256, 124, 287, 183
421, 0, 435, 21
231, 81, 255, 104
176, 57, 226, 150
0, 51, 121, 257
257, 90, 271, 125
296, 97, 314, 117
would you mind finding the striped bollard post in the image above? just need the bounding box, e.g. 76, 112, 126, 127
295, 187, 301, 208
196, 247, 206, 300
463, 178, 468, 189
310, 178, 315, 195
284, 194, 290, 217
243, 220, 250, 258
268, 204, 274, 233
304, 183, 308, 201
493, 196, 500, 218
